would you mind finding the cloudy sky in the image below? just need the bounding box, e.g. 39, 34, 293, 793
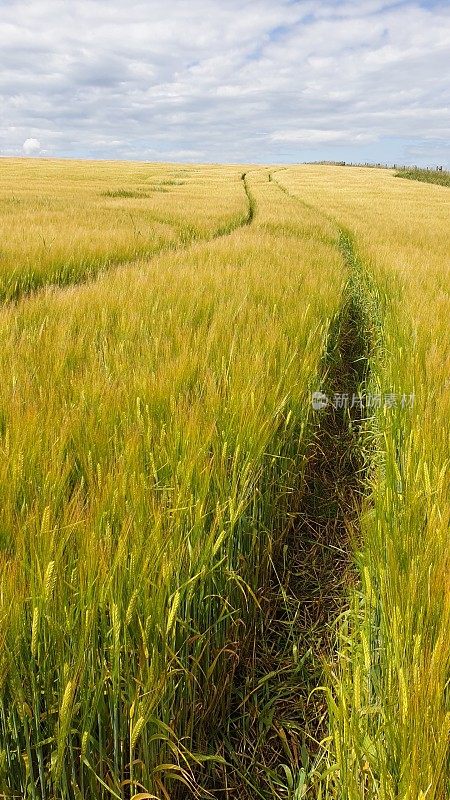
1, 0, 449, 165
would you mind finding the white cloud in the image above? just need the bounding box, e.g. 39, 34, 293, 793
22, 137, 41, 154
0, 1, 449, 165
270, 129, 377, 145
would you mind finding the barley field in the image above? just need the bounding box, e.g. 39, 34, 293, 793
0, 159, 448, 800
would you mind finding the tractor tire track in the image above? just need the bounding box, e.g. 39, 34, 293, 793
1, 172, 256, 308
204, 178, 381, 799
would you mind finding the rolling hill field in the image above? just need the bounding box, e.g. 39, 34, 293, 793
0, 160, 448, 800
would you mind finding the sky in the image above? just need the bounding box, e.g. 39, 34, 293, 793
1, 0, 449, 166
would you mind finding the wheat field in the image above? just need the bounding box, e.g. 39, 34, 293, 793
0, 160, 448, 800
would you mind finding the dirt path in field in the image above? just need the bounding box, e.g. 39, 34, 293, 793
210, 305, 369, 799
